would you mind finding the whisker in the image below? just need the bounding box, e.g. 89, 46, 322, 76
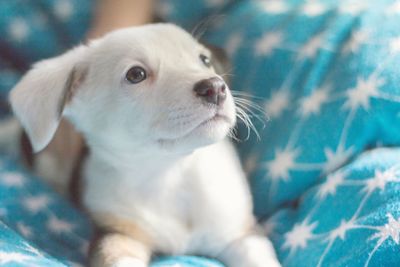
234, 97, 269, 123
231, 91, 265, 100
235, 107, 251, 141
231, 93, 269, 141
220, 73, 234, 78
191, 15, 226, 40
236, 105, 261, 141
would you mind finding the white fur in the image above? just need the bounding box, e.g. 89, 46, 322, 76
112, 257, 146, 267
9, 24, 280, 267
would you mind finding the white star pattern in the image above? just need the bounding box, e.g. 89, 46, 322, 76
0, 172, 25, 187
362, 169, 400, 194
264, 90, 290, 118
47, 216, 74, 234
327, 219, 356, 241
301, 1, 327, 17
53, 0, 74, 21
22, 195, 51, 214
386, 1, 400, 15
339, 2, 368, 15
298, 86, 330, 117
389, 37, 400, 54
317, 171, 346, 200
255, 32, 284, 57
365, 214, 400, 267
0, 251, 32, 264
265, 148, 299, 181
323, 146, 353, 174
24, 243, 44, 257
298, 32, 326, 59
16, 222, 33, 238
343, 75, 385, 111
371, 214, 400, 245
283, 220, 318, 253
312, 163, 400, 267
7, 18, 30, 42
225, 33, 242, 56
1, 1, 400, 265
244, 153, 259, 174
260, 0, 289, 14
342, 30, 369, 54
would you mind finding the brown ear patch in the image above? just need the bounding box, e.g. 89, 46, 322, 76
58, 64, 88, 116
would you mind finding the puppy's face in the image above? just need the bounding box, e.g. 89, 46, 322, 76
10, 24, 236, 154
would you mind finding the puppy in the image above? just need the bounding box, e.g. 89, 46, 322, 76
9, 24, 280, 267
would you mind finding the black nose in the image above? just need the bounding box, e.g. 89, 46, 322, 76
193, 77, 227, 105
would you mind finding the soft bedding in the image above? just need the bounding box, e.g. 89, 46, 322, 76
1, 0, 400, 266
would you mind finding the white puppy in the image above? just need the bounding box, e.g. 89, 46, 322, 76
9, 24, 280, 267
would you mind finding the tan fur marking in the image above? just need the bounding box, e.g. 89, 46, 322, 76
91, 233, 151, 267
36, 119, 83, 194
92, 212, 153, 247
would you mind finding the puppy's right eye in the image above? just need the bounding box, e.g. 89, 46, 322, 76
125, 66, 147, 84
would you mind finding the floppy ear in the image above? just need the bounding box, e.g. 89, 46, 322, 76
9, 45, 88, 153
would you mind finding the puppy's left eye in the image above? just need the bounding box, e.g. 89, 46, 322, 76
200, 54, 211, 68
125, 66, 147, 84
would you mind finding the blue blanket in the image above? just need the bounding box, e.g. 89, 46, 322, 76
1, 0, 400, 266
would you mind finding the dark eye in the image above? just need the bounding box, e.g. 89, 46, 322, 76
125, 66, 147, 84
200, 54, 211, 67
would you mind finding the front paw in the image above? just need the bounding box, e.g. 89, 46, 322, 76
218, 235, 281, 267
110, 257, 147, 267
229, 251, 281, 267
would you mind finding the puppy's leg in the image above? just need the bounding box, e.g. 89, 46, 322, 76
217, 232, 281, 267
89, 213, 153, 267
90, 232, 151, 267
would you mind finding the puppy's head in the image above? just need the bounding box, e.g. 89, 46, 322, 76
10, 24, 236, 155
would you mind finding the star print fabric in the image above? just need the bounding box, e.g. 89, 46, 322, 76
193, 0, 400, 217
159, 0, 400, 266
0, 0, 93, 119
0, 154, 224, 267
2, 0, 400, 266
268, 148, 400, 266
0, 155, 93, 266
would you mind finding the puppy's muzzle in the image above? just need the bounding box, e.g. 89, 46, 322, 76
193, 77, 227, 106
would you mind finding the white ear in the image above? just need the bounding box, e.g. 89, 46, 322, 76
9, 45, 88, 152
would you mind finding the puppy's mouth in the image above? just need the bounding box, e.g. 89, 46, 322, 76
158, 113, 232, 144
198, 113, 231, 127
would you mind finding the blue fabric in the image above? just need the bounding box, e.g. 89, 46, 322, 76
196, 0, 400, 217
0, 155, 224, 266
0, 155, 92, 266
2, 0, 400, 266
268, 148, 400, 267
155, 0, 235, 30
0, 0, 94, 118
160, 0, 400, 266
0, 1, 224, 266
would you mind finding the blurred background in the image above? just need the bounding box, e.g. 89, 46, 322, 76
2, 1, 400, 267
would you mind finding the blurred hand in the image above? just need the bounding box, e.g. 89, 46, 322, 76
88, 0, 154, 39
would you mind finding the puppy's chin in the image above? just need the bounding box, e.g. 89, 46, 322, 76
157, 117, 233, 153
